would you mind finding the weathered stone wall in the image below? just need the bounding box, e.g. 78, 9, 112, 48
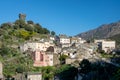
53, 54, 60, 65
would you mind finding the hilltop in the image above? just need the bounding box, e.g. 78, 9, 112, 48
0, 14, 55, 47
0, 14, 55, 77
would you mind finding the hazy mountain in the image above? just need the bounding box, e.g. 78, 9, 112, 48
76, 21, 120, 40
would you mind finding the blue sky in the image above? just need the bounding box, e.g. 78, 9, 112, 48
0, 0, 120, 36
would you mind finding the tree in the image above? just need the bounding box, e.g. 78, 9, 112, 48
43, 28, 50, 34
79, 59, 91, 74
113, 68, 120, 80
27, 20, 34, 24
0, 29, 5, 36
1, 23, 12, 29
42, 66, 55, 80
34, 24, 43, 33
18, 30, 30, 40
55, 65, 78, 80
0, 45, 10, 56
24, 25, 34, 32
14, 20, 26, 28
59, 54, 68, 65
16, 66, 25, 73
51, 31, 55, 36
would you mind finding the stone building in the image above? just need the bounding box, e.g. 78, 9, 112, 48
59, 34, 70, 44
70, 37, 86, 44
70, 37, 79, 44
32, 50, 60, 67
26, 72, 42, 80
19, 13, 26, 21
15, 72, 42, 80
95, 39, 116, 53
20, 42, 54, 52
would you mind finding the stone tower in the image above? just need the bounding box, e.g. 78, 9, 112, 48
19, 13, 26, 21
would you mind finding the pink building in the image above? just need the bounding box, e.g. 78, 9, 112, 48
32, 50, 59, 67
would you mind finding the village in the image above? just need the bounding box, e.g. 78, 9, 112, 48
0, 33, 118, 80
0, 14, 119, 80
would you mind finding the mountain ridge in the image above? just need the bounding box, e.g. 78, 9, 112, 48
76, 21, 120, 40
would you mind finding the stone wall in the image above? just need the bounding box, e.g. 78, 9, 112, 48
53, 54, 60, 65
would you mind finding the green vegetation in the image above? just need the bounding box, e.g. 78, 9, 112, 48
101, 53, 114, 58
51, 31, 56, 36
98, 50, 114, 58
0, 19, 55, 78
59, 54, 68, 64
0, 19, 50, 42
41, 66, 55, 80
55, 64, 72, 74
1, 46, 34, 77
113, 68, 120, 80
79, 59, 91, 74
79, 59, 119, 80
1, 15, 120, 80
55, 64, 78, 80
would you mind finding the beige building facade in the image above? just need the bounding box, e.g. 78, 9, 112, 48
95, 39, 116, 53
33, 50, 60, 67
20, 42, 54, 52
27, 73, 42, 80
102, 41, 116, 53
59, 35, 70, 44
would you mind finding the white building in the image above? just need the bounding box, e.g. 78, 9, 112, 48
70, 37, 86, 44
54, 46, 62, 54
27, 72, 42, 80
95, 39, 116, 53
70, 53, 77, 58
102, 41, 116, 53
70, 37, 79, 44
61, 43, 71, 48
94, 39, 105, 43
20, 42, 54, 52
59, 35, 70, 44
79, 39, 86, 44
50, 36, 55, 41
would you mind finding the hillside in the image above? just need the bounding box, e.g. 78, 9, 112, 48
76, 21, 120, 40
0, 15, 55, 77
109, 33, 120, 48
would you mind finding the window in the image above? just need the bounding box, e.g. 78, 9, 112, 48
40, 54, 43, 61
33, 53, 35, 60
50, 59, 53, 61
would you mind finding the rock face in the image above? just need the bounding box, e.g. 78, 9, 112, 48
76, 21, 120, 40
